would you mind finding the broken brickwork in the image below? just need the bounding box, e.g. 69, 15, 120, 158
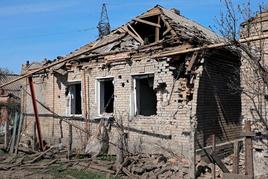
20, 5, 242, 171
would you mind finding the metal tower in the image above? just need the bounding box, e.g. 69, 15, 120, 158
98, 3, 111, 38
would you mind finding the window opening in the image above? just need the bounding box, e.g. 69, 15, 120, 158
134, 75, 157, 116
99, 78, 114, 114
67, 83, 82, 115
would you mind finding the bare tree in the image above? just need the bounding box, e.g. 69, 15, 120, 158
216, 0, 268, 130
0, 68, 10, 80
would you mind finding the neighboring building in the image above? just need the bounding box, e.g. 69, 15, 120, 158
21, 5, 241, 169
0, 74, 21, 145
0, 74, 21, 99
240, 10, 268, 178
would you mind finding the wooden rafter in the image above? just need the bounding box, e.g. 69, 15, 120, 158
134, 18, 161, 28
160, 15, 177, 36
122, 25, 144, 44
127, 24, 144, 43
155, 15, 160, 42
163, 27, 171, 36
186, 51, 199, 73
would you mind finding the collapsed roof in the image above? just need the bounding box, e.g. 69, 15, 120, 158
68, 5, 221, 60
23, 5, 223, 72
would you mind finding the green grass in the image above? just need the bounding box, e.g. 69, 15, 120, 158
96, 155, 116, 161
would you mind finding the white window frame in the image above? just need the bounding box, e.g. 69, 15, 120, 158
96, 77, 114, 116
66, 81, 82, 116
132, 73, 155, 116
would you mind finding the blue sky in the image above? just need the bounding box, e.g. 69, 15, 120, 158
0, 0, 265, 73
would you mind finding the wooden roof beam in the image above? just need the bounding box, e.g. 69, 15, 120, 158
155, 15, 160, 42
122, 25, 144, 44
134, 18, 161, 28
127, 24, 144, 43
160, 15, 177, 36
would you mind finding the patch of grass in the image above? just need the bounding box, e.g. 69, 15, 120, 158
97, 155, 116, 161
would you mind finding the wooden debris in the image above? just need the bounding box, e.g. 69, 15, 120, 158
26, 146, 54, 164
88, 164, 115, 174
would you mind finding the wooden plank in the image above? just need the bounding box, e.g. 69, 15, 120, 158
89, 165, 115, 174
134, 18, 161, 28
154, 33, 268, 58
33, 122, 37, 150
196, 138, 244, 152
68, 124, 72, 160
27, 146, 54, 164
127, 24, 144, 43
186, 51, 199, 73
10, 111, 18, 154
15, 113, 24, 154
244, 121, 254, 177
155, 15, 160, 42
212, 134, 216, 179
160, 15, 177, 36
122, 25, 144, 44
211, 152, 230, 173
232, 141, 240, 174
163, 27, 171, 36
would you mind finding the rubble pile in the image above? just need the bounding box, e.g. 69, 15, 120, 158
0, 142, 192, 179
116, 154, 190, 178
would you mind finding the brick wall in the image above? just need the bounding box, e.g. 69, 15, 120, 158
21, 49, 242, 160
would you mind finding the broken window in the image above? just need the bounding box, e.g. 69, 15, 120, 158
97, 78, 114, 114
67, 82, 82, 115
133, 74, 157, 116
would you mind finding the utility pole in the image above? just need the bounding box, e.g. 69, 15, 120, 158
98, 3, 111, 38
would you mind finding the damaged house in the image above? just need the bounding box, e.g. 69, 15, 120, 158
0, 74, 21, 149
20, 5, 242, 174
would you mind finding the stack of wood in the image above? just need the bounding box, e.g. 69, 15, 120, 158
116, 154, 189, 178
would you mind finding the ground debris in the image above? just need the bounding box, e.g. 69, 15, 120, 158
116, 153, 188, 178
0, 142, 190, 178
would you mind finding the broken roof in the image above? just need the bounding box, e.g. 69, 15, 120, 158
23, 5, 224, 73
68, 5, 221, 59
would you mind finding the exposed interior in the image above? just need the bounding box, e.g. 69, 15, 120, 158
128, 15, 167, 45
98, 78, 114, 114
134, 74, 157, 116
67, 83, 82, 115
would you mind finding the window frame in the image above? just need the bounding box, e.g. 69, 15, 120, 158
132, 73, 156, 117
66, 81, 82, 116
96, 77, 114, 116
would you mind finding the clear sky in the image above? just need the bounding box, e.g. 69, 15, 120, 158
0, 0, 265, 74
